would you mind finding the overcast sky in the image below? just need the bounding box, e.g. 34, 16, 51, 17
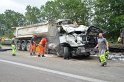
0, 0, 48, 14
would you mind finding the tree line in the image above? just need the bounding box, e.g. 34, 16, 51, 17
0, 0, 124, 41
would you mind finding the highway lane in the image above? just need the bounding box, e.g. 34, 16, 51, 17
0, 50, 124, 82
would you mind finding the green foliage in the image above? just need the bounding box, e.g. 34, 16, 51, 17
25, 5, 41, 24
94, 0, 124, 39
40, 0, 88, 25
0, 0, 124, 40
0, 10, 26, 38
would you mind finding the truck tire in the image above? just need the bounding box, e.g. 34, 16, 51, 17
21, 42, 26, 51
56, 45, 64, 57
26, 42, 30, 51
85, 52, 90, 57
63, 47, 70, 59
17, 42, 21, 50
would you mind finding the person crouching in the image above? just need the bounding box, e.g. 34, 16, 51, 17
38, 38, 47, 57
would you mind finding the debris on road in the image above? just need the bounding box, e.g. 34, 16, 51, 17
110, 53, 124, 61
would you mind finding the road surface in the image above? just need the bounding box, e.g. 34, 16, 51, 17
0, 47, 124, 82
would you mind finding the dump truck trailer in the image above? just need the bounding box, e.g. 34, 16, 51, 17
14, 19, 103, 58
14, 20, 60, 51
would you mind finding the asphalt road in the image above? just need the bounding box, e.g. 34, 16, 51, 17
0, 47, 124, 82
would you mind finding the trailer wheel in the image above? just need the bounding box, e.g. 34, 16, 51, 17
21, 42, 26, 51
17, 42, 21, 50
64, 47, 70, 59
26, 42, 30, 51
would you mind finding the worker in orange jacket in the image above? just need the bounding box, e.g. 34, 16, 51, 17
38, 38, 47, 57
30, 35, 37, 56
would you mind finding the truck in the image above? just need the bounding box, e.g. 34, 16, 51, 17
13, 19, 103, 59
13, 20, 59, 51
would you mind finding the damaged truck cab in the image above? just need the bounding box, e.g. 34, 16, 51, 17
56, 20, 103, 59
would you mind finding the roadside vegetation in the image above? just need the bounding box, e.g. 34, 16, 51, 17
0, 0, 124, 42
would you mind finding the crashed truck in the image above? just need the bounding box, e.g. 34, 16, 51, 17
13, 19, 103, 59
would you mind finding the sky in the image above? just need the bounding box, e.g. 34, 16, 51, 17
0, 0, 48, 14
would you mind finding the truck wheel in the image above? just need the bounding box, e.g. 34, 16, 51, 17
17, 42, 21, 50
26, 42, 30, 51
64, 47, 70, 59
56, 45, 64, 57
85, 52, 90, 57
21, 42, 26, 51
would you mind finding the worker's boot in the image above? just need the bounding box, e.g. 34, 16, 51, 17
42, 55, 45, 57
101, 63, 104, 66
104, 62, 107, 66
12, 54, 16, 56
38, 54, 41, 57
30, 53, 32, 56
101, 62, 107, 66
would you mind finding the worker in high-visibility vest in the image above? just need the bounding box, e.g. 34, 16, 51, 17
95, 33, 109, 66
11, 36, 16, 56
38, 38, 47, 57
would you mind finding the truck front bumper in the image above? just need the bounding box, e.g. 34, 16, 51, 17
75, 47, 98, 55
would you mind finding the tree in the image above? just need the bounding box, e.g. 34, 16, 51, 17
94, 0, 124, 40
83, 0, 95, 25
0, 10, 26, 37
0, 14, 6, 35
25, 5, 41, 24
40, 0, 88, 25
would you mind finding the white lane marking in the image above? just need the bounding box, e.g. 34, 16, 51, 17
0, 59, 107, 82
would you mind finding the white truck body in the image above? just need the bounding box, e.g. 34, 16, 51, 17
15, 23, 49, 38
13, 21, 60, 51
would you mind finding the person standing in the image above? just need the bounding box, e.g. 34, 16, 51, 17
11, 36, 16, 56
30, 35, 37, 56
95, 33, 109, 66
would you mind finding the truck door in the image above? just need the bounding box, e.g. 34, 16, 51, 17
86, 26, 103, 48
